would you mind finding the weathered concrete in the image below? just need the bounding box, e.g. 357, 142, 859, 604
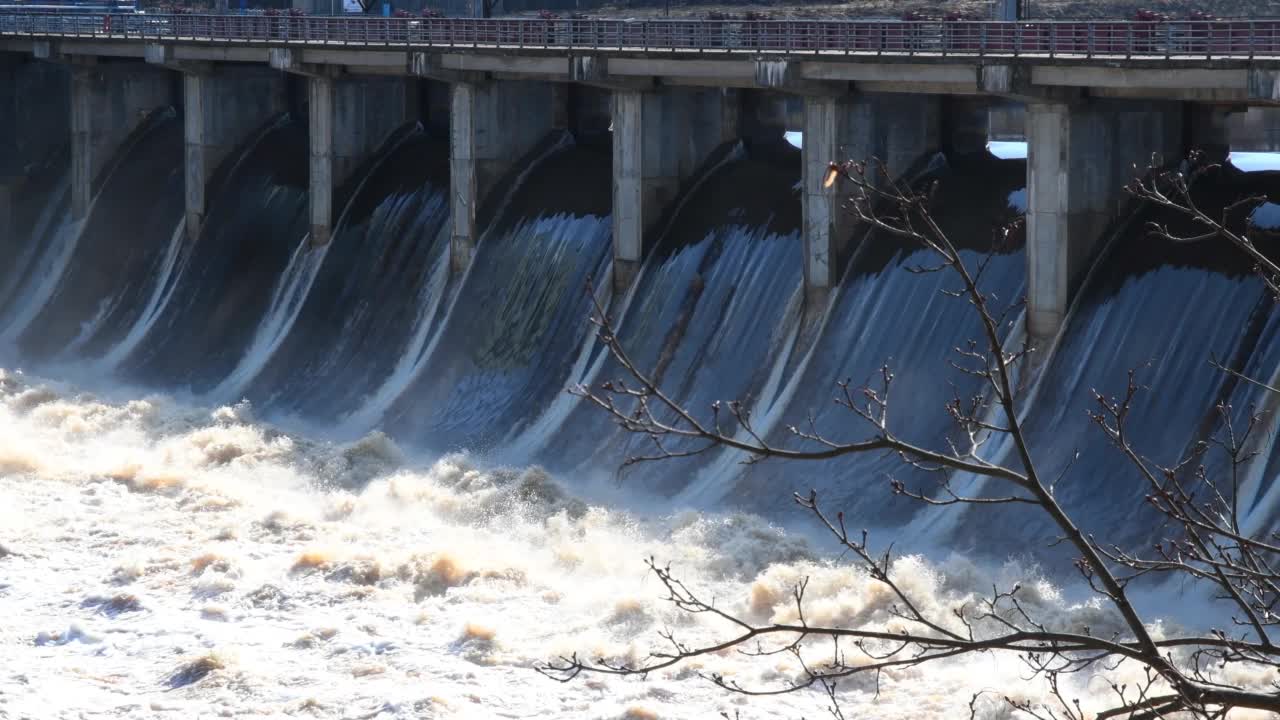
309, 75, 334, 247
68, 61, 174, 220
450, 80, 560, 275
307, 75, 410, 246
803, 93, 942, 290
183, 68, 285, 241
611, 87, 737, 291
332, 77, 410, 185
1025, 100, 1183, 343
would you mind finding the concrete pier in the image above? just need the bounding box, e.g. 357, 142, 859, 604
803, 93, 942, 291
183, 69, 285, 241
802, 94, 845, 292
68, 64, 93, 221
308, 75, 334, 247
449, 80, 559, 275
611, 87, 738, 291
308, 75, 409, 246
1025, 100, 1182, 342
67, 62, 173, 221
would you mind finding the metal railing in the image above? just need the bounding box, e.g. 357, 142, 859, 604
2, 12, 1279, 58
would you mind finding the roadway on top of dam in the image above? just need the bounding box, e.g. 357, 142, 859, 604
4, 13, 1280, 102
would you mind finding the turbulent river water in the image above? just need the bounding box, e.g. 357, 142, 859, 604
4, 115, 1280, 719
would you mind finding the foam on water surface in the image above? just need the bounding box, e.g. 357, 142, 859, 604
0, 368, 1228, 720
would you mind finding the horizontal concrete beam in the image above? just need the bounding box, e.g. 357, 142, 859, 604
442, 52, 564, 76
802, 61, 977, 85
981, 64, 1080, 102
569, 55, 653, 90
1032, 65, 1247, 90
35, 39, 141, 59
409, 51, 484, 82
858, 80, 980, 96
1089, 86, 1251, 102
143, 43, 211, 74
173, 45, 267, 63
268, 47, 338, 77
609, 57, 754, 82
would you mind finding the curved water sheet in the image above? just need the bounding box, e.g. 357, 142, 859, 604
119, 119, 310, 393
383, 142, 613, 453
724, 152, 1028, 532
238, 131, 451, 419
0, 146, 69, 328
1169, 199, 1280, 537
531, 140, 805, 494
1, 111, 178, 350
957, 168, 1280, 556
17, 114, 184, 362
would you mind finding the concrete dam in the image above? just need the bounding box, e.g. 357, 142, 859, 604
3, 15, 1280, 551
8, 15, 1280, 718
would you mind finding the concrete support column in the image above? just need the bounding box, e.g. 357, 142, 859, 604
70, 65, 93, 221
450, 81, 478, 276
802, 94, 842, 292
1026, 100, 1183, 343
802, 92, 941, 292
180, 67, 284, 243
1026, 102, 1105, 343
309, 75, 334, 247
183, 73, 207, 242
449, 79, 560, 276
611, 89, 645, 291
610, 87, 737, 292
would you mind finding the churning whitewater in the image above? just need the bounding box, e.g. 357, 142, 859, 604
0, 367, 1229, 720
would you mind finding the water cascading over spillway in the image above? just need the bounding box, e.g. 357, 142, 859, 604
0, 145, 69, 330
718, 152, 1028, 529
233, 129, 452, 418
117, 117, 311, 393
380, 139, 613, 452
15, 112, 185, 362
528, 140, 805, 493
957, 167, 1280, 554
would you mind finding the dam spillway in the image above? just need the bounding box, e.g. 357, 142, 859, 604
5, 15, 1280, 719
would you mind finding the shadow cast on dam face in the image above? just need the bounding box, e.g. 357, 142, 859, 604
116, 116, 311, 394
18, 112, 185, 364
525, 137, 805, 497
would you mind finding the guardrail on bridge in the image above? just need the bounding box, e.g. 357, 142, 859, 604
2, 13, 1280, 58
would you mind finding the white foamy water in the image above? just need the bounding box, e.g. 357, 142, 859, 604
2, 368, 1267, 719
